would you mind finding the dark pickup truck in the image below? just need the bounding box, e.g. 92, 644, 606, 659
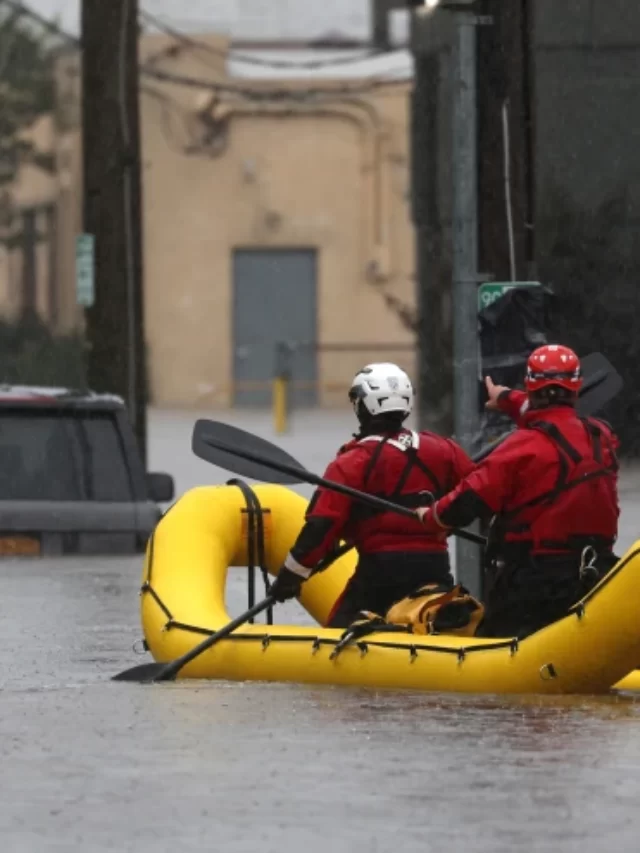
0, 385, 174, 556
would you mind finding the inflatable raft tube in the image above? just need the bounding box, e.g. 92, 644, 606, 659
139, 483, 640, 695
612, 670, 640, 693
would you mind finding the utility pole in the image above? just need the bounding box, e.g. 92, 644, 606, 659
373, 0, 486, 593
412, 47, 454, 438
81, 0, 147, 466
371, 0, 454, 436
407, 1, 484, 594
450, 8, 482, 593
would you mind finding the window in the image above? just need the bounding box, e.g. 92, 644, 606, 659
0, 409, 133, 502
80, 412, 133, 502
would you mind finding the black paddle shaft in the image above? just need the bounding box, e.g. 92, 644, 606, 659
198, 433, 486, 547
112, 596, 276, 683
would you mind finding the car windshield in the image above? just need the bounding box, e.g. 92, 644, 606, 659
0, 409, 133, 502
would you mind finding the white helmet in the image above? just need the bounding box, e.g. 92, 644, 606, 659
348, 362, 414, 419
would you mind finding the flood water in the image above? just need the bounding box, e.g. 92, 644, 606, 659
2, 410, 640, 852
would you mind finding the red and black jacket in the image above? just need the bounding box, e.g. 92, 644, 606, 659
284, 429, 475, 576
432, 395, 620, 555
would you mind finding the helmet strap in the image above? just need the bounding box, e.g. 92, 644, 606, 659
353, 409, 408, 439
528, 386, 577, 409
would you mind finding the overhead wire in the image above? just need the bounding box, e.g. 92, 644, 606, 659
140, 8, 400, 71
139, 7, 411, 101
141, 83, 200, 152
2, 1, 411, 103
0, 0, 78, 46
2, 0, 412, 167
142, 63, 411, 102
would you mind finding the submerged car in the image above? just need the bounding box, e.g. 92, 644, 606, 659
0, 385, 174, 556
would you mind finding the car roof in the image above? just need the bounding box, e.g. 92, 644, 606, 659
0, 385, 125, 411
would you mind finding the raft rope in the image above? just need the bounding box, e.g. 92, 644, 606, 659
226, 478, 274, 625
136, 480, 531, 661
137, 587, 521, 663
137, 484, 640, 664
134, 478, 271, 651
138, 493, 521, 663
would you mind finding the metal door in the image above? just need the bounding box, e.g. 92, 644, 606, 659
232, 249, 318, 407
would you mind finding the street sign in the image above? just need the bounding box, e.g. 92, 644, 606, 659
477, 281, 540, 312
76, 233, 95, 307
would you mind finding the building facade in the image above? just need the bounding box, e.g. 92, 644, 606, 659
50, 32, 417, 408
0, 116, 62, 328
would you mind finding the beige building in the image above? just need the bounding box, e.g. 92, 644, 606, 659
5, 32, 418, 408
0, 115, 62, 327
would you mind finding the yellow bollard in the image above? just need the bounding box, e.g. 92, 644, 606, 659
272, 375, 289, 435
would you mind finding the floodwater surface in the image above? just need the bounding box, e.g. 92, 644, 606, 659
1, 410, 640, 852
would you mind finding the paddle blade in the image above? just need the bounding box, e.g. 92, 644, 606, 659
191, 419, 305, 485
112, 662, 175, 683
576, 352, 622, 417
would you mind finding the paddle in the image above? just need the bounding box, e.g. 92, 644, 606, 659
112, 538, 353, 684
113, 595, 276, 683
190, 352, 620, 551
472, 352, 622, 462
192, 419, 305, 486
192, 420, 486, 547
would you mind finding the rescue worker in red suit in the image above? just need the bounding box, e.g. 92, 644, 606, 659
418, 344, 620, 639
268, 363, 475, 626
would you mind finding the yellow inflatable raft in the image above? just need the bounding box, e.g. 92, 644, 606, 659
139, 483, 640, 695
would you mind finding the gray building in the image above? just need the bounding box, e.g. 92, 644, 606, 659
535, 0, 640, 450
409, 0, 640, 451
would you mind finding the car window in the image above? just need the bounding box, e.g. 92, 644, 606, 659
79, 413, 133, 501
0, 409, 133, 502
0, 412, 86, 500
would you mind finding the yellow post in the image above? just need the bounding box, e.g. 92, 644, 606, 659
273, 375, 288, 435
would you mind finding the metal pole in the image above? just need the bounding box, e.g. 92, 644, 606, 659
451, 13, 482, 596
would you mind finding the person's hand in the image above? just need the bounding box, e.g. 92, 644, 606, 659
485, 376, 511, 411
269, 566, 304, 602
416, 507, 447, 537
338, 612, 388, 642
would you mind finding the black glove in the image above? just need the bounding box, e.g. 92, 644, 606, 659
270, 566, 304, 602
339, 612, 410, 643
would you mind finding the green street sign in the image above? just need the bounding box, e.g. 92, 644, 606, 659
76, 233, 95, 307
478, 281, 540, 312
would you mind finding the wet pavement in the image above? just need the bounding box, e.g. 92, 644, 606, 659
2, 409, 640, 852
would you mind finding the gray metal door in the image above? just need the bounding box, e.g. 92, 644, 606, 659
232, 249, 318, 407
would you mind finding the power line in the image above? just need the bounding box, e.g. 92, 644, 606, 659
0, 0, 79, 45
143, 65, 411, 101
3, 1, 411, 102
4, 1, 404, 73
141, 83, 199, 152
140, 8, 400, 71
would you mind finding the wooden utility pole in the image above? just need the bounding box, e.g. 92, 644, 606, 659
81, 0, 147, 465
411, 49, 454, 438
370, 1, 454, 435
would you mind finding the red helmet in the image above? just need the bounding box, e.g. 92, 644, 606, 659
525, 344, 583, 394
